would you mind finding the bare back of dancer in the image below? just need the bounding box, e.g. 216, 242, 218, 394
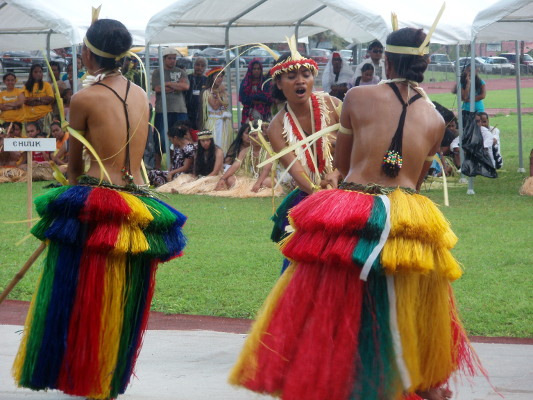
68, 64, 149, 185
338, 81, 443, 191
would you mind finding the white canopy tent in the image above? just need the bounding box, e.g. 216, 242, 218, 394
473, 0, 533, 42
0, 0, 80, 51
3, 0, 186, 95
145, 0, 385, 46
145, 0, 388, 167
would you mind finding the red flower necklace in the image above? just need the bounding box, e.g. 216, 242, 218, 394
286, 93, 325, 174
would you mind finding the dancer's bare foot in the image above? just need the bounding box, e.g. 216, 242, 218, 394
417, 387, 453, 400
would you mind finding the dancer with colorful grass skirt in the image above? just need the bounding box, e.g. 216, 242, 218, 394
12, 14, 187, 400
230, 17, 486, 400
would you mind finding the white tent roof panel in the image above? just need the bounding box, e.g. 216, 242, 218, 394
146, 0, 385, 45
473, 0, 533, 42
0, 0, 80, 50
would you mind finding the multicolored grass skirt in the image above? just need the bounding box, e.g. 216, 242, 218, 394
230, 186, 484, 400
12, 184, 187, 399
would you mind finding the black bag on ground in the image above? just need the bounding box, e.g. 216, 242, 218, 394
460, 111, 497, 178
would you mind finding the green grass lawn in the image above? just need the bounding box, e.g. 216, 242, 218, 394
1, 117, 532, 338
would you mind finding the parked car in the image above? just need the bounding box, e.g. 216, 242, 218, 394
499, 53, 533, 73
192, 47, 246, 68
339, 49, 353, 64
0, 50, 66, 73
429, 53, 453, 66
240, 47, 280, 67
484, 56, 515, 75
459, 57, 488, 72
308, 48, 331, 66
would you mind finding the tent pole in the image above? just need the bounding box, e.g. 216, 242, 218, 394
46, 30, 51, 62
467, 40, 476, 195
515, 40, 525, 173
146, 42, 152, 101
158, 46, 171, 170
225, 0, 268, 131
236, 52, 241, 126
455, 44, 467, 184
72, 45, 78, 93
294, 5, 326, 42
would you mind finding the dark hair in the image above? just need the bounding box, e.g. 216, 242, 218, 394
25, 64, 44, 92
50, 121, 62, 130
3, 72, 16, 82
476, 111, 489, 120
168, 120, 190, 139
271, 53, 291, 102
194, 138, 217, 176
49, 61, 61, 72
385, 28, 428, 83
459, 68, 483, 94
361, 63, 375, 73
226, 123, 255, 162
6, 121, 23, 134
85, 19, 132, 70
368, 40, 383, 51
205, 70, 224, 89
26, 121, 42, 132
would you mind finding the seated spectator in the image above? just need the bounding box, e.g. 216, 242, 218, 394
213, 122, 279, 196
149, 121, 197, 187
157, 129, 223, 194
450, 134, 461, 169
25, 121, 50, 163
352, 40, 385, 82
7, 121, 23, 137
62, 55, 86, 84
322, 51, 354, 100
194, 129, 223, 177
475, 112, 497, 168
441, 118, 457, 155
354, 63, 380, 87
62, 62, 84, 91
50, 121, 69, 166
0, 73, 25, 123
61, 87, 73, 121
23, 65, 54, 135
478, 112, 502, 169
0, 122, 26, 182
0, 122, 24, 167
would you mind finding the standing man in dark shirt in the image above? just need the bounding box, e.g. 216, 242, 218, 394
186, 57, 207, 130
151, 47, 189, 169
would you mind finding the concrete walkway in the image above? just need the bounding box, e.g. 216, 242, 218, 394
1, 323, 533, 400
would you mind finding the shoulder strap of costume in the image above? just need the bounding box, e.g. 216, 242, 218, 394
94, 80, 133, 178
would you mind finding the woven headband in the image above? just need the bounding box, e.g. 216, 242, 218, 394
83, 36, 130, 61
197, 130, 214, 140
385, 3, 445, 56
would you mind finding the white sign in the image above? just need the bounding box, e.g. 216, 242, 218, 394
4, 138, 56, 152
486, 43, 501, 52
